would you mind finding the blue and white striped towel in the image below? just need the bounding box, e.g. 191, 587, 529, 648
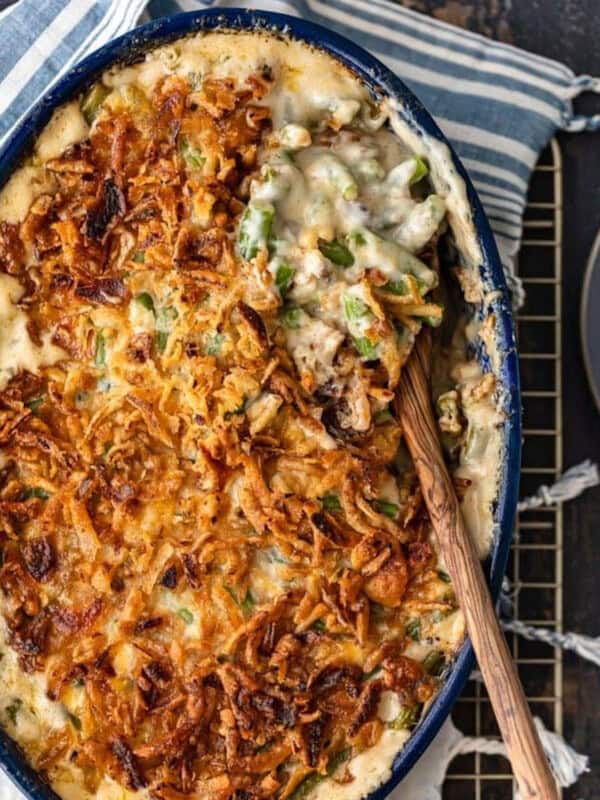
1, 0, 600, 304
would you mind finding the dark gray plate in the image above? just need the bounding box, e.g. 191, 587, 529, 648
582, 228, 600, 413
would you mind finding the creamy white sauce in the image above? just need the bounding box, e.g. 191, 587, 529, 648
451, 360, 503, 556
0, 273, 66, 390
377, 690, 403, 723
35, 101, 89, 163
128, 296, 156, 333
310, 729, 411, 800
0, 105, 86, 225
0, 621, 66, 752
0, 165, 55, 224
285, 311, 345, 384
431, 609, 466, 651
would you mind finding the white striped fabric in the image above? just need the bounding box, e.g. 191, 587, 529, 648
0, 0, 598, 288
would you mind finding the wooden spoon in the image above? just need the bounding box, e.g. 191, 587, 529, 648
395, 331, 559, 800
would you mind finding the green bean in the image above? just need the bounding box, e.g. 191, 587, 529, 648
121, 85, 150, 113
224, 586, 255, 617
289, 773, 322, 800
223, 398, 247, 420
254, 742, 273, 755
410, 155, 429, 185
257, 165, 293, 202
462, 425, 490, 465
418, 313, 443, 328
5, 699, 22, 725
383, 276, 428, 298
275, 262, 295, 297
25, 396, 45, 413
66, 711, 82, 731
81, 83, 110, 124
406, 618, 421, 642
390, 703, 423, 730
422, 650, 445, 676
386, 156, 428, 189
353, 336, 379, 360
431, 609, 452, 624
318, 237, 354, 267
135, 292, 155, 314
304, 194, 333, 230
374, 407, 393, 424
363, 665, 383, 681
238, 203, 275, 260
356, 158, 385, 182
347, 228, 437, 291
22, 487, 50, 501
177, 608, 194, 624
310, 153, 358, 200
321, 493, 341, 511
279, 123, 311, 149
373, 500, 399, 519
281, 306, 303, 329
347, 230, 367, 247
343, 294, 370, 321
288, 749, 352, 800
240, 589, 255, 616
384, 278, 409, 296
155, 331, 169, 353
158, 305, 178, 325
94, 331, 106, 367
205, 332, 225, 356
327, 748, 352, 775
393, 195, 446, 252
178, 138, 205, 169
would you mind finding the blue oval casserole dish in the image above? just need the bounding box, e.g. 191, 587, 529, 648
0, 8, 521, 800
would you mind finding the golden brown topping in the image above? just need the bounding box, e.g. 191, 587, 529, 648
0, 222, 24, 274
363, 553, 408, 608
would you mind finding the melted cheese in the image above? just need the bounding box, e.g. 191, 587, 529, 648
0, 165, 55, 224
0, 273, 66, 390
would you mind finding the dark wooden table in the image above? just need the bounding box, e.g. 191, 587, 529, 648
402, 2, 600, 798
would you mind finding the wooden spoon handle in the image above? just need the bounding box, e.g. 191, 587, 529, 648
397, 336, 559, 800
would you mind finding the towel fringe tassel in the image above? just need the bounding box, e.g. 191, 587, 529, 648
517, 459, 599, 512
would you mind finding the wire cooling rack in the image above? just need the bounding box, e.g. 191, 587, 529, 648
443, 139, 564, 799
